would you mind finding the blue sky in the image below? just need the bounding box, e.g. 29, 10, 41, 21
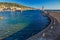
0, 0, 60, 9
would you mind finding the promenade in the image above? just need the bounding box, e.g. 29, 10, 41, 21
27, 12, 60, 40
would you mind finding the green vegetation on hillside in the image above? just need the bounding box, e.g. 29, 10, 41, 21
0, 2, 35, 10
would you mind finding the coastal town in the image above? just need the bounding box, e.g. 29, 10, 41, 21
0, 5, 22, 12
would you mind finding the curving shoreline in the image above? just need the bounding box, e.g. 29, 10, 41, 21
27, 13, 54, 40
27, 11, 60, 40
27, 11, 54, 40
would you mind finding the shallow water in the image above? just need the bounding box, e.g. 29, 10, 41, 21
0, 10, 50, 40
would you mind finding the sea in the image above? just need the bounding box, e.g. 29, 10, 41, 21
0, 10, 50, 40
45, 10, 60, 12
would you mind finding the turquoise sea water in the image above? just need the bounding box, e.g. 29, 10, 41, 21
0, 10, 50, 40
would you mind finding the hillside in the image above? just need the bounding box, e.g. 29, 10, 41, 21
0, 2, 35, 10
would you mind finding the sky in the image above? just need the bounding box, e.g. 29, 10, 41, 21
0, 0, 60, 10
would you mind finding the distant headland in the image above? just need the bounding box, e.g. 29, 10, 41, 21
0, 2, 35, 12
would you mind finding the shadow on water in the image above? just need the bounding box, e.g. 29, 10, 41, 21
2, 10, 50, 40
